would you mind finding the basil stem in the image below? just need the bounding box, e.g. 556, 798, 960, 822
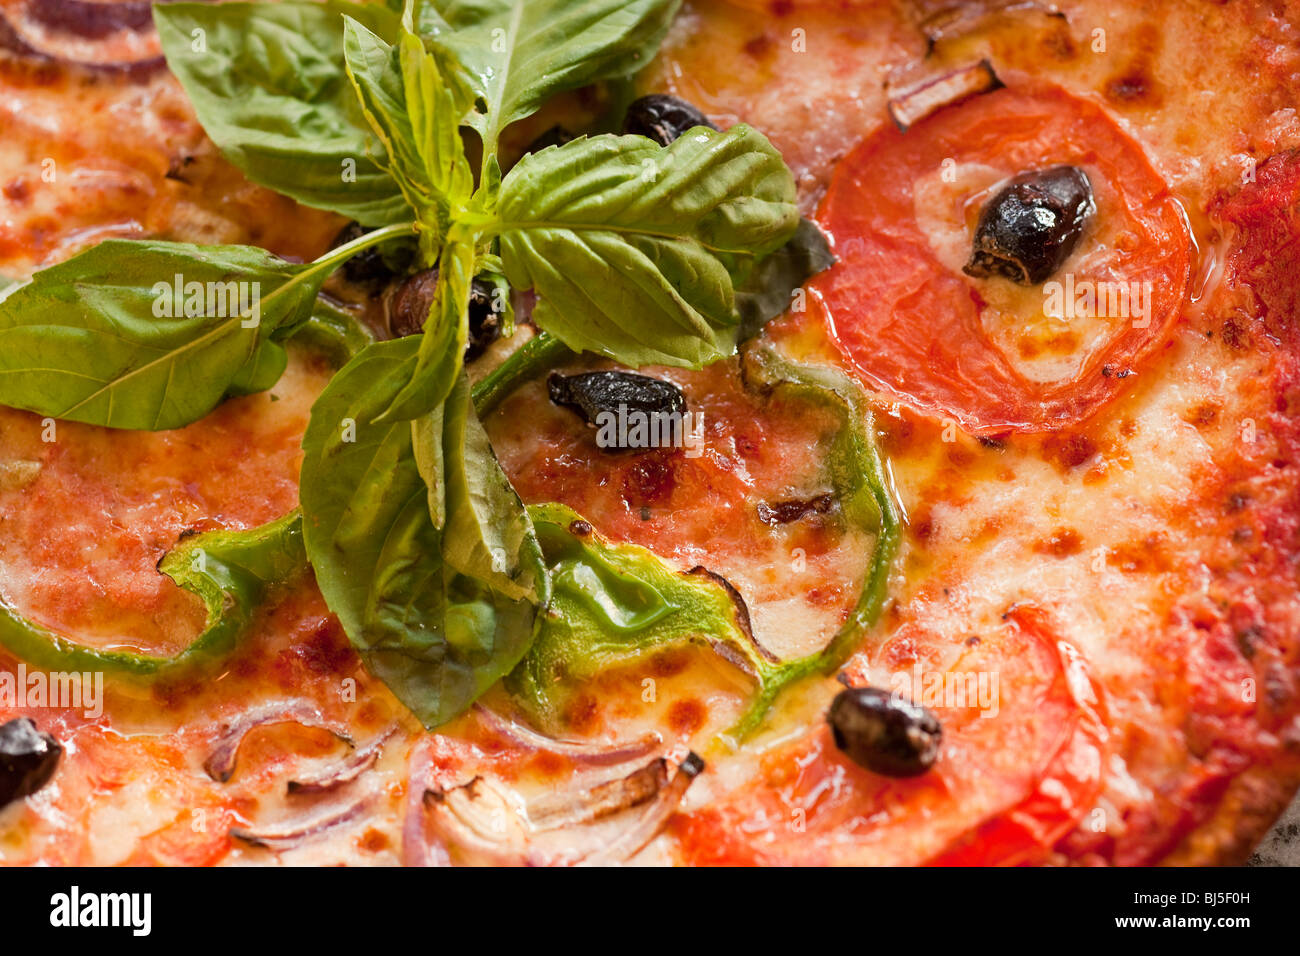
308, 221, 419, 277
471, 332, 572, 415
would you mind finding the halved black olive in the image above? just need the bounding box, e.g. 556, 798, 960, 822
0, 717, 61, 808
756, 493, 835, 526
389, 268, 504, 359
548, 370, 686, 428
827, 686, 941, 777
524, 124, 575, 154
622, 94, 718, 146
964, 165, 1095, 286
330, 222, 415, 286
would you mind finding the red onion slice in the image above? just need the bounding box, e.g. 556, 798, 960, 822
402, 737, 451, 867
229, 798, 370, 852
527, 758, 668, 829
203, 702, 352, 783
472, 703, 662, 765
423, 777, 534, 866
287, 727, 396, 796
575, 753, 704, 865
0, 0, 200, 77
26, 0, 155, 39
418, 752, 705, 866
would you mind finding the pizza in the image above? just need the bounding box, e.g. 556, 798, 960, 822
0, 0, 1297, 868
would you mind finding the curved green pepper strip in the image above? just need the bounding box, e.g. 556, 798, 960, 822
727, 346, 901, 737
507, 346, 900, 739
0, 511, 305, 676
506, 501, 774, 729
289, 296, 378, 365
0, 295, 369, 677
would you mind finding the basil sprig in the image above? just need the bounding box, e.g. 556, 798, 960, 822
343, 16, 475, 261
0, 225, 411, 430
0, 0, 844, 733
299, 336, 548, 727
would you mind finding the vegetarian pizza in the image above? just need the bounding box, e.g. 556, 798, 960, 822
0, 0, 1298, 867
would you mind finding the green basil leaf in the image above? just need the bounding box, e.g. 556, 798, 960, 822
416, 0, 680, 162
0, 240, 331, 430
342, 17, 474, 259
507, 502, 771, 729
300, 336, 546, 727
735, 217, 835, 342
155, 1, 411, 227
376, 230, 474, 422
0, 511, 305, 676
493, 125, 799, 368
428, 372, 544, 603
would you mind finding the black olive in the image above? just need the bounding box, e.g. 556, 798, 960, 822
389, 268, 437, 339
524, 124, 575, 154
756, 493, 835, 526
827, 686, 941, 777
464, 283, 505, 361
622, 94, 718, 146
0, 717, 61, 808
964, 165, 1095, 286
389, 268, 504, 359
330, 222, 414, 286
548, 370, 686, 431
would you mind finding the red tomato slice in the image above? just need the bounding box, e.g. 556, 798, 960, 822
813, 84, 1190, 434
671, 606, 1107, 865
923, 611, 1108, 865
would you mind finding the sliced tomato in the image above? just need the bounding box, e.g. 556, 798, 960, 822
813, 84, 1190, 434
671, 606, 1107, 865
923, 612, 1108, 865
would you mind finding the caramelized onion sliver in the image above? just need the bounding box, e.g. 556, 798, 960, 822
886, 60, 1003, 132
574, 752, 704, 866
420, 752, 706, 866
